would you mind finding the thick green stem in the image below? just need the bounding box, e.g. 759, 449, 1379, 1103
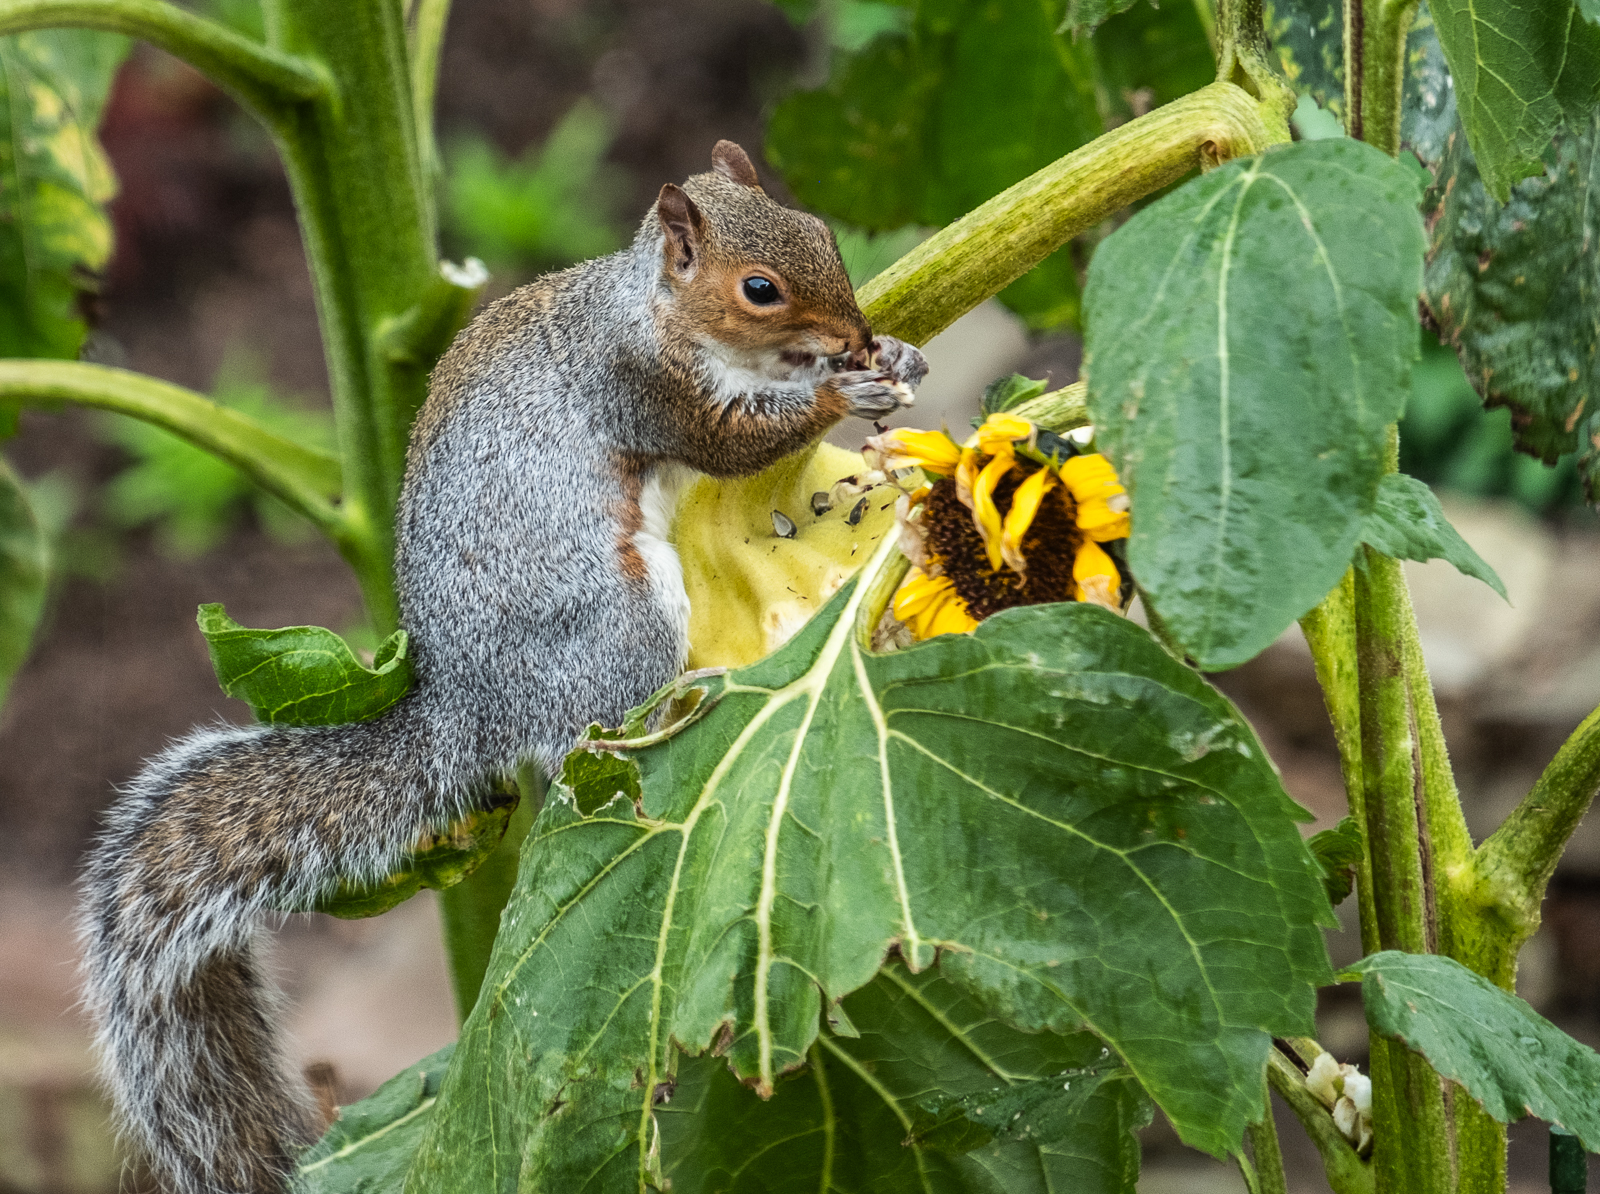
1345, 0, 1420, 152
0, 0, 324, 123
438, 765, 544, 1021
0, 360, 343, 532
859, 82, 1282, 346
407, 0, 451, 201
262, 0, 443, 632
1246, 1081, 1290, 1194
1267, 1049, 1375, 1194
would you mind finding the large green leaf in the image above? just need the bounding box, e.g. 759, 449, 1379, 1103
1360, 472, 1505, 597
766, 0, 1106, 330
403, 564, 1333, 1189
0, 456, 47, 706
1083, 139, 1427, 669
295, 1046, 454, 1193
1427, 0, 1600, 201
0, 29, 128, 359
1422, 110, 1600, 499
1349, 951, 1600, 1148
660, 964, 1151, 1193
198, 603, 412, 726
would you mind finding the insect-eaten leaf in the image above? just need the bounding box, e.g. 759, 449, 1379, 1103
0, 29, 129, 360
0, 457, 48, 708
1348, 951, 1600, 1149
1359, 473, 1506, 598
1307, 817, 1363, 908
198, 603, 411, 727
1085, 139, 1427, 669
295, 1045, 454, 1193
1422, 109, 1600, 501
402, 564, 1333, 1190
284, 800, 517, 920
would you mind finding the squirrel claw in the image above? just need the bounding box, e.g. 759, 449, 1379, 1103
833, 370, 913, 419
870, 335, 929, 388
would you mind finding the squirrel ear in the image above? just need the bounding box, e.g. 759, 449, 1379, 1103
710, 140, 762, 189
657, 184, 705, 278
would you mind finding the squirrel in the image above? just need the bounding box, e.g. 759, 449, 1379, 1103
78, 140, 928, 1194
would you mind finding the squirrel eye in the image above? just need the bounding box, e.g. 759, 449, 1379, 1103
741, 276, 781, 305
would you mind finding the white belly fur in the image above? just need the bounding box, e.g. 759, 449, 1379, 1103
637, 462, 696, 666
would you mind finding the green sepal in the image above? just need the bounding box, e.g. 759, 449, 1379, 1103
981, 373, 1050, 419
198, 602, 412, 727
1359, 473, 1506, 599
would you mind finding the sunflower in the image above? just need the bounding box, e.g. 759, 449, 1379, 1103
866, 414, 1132, 640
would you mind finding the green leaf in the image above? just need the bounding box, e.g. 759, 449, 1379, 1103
1401, 3, 1458, 169
1422, 109, 1600, 500
0, 455, 47, 707
1360, 473, 1506, 597
198, 603, 412, 726
1263, 0, 1343, 115
1084, 139, 1428, 669
1349, 951, 1600, 1148
767, 0, 1105, 330
981, 373, 1049, 418
295, 1045, 454, 1193
660, 963, 1150, 1193
0, 29, 129, 359
1307, 816, 1362, 907
1427, 0, 1600, 201
404, 567, 1333, 1188
1060, 0, 1143, 37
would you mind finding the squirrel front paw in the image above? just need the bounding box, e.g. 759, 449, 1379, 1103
870, 336, 929, 388
832, 370, 915, 420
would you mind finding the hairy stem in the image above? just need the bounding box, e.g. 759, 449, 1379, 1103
0, 360, 342, 530
1267, 1049, 1375, 1194
1347, 0, 1420, 152
1246, 1082, 1290, 1194
859, 82, 1283, 346
0, 0, 324, 124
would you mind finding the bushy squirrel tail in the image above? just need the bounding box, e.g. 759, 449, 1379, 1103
78, 701, 459, 1194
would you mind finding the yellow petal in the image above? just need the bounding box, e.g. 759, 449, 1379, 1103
966, 412, 1034, 455
955, 447, 980, 509
971, 451, 1014, 571
1000, 466, 1057, 573
892, 568, 949, 620
1072, 538, 1122, 609
924, 594, 980, 636
1076, 497, 1131, 543
1059, 453, 1126, 506
865, 428, 963, 475
891, 570, 976, 639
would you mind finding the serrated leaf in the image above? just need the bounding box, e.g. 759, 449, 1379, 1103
0, 456, 47, 707
1307, 816, 1362, 907
404, 566, 1333, 1189
0, 29, 128, 359
198, 603, 411, 726
1263, 0, 1343, 115
1427, 0, 1600, 202
766, 0, 1104, 330
1422, 110, 1600, 500
294, 1045, 454, 1193
1360, 473, 1506, 597
982, 373, 1049, 418
1084, 139, 1427, 669
1060, 0, 1142, 37
1349, 951, 1600, 1148
660, 964, 1150, 1193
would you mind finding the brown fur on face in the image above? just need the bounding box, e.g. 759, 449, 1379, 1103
656, 167, 871, 360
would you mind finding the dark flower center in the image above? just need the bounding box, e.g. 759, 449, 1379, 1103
923, 468, 1081, 619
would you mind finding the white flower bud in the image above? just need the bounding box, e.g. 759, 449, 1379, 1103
1305, 1052, 1342, 1108
1343, 1070, 1372, 1115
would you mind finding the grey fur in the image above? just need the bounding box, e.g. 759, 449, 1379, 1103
78, 153, 927, 1193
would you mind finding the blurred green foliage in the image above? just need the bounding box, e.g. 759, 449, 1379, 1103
1401, 335, 1588, 515
100, 352, 333, 556
442, 100, 629, 274
767, 0, 1213, 332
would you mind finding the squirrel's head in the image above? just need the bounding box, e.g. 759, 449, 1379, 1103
654, 141, 871, 365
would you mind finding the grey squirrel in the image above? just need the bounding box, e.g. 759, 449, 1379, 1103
79, 140, 927, 1194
